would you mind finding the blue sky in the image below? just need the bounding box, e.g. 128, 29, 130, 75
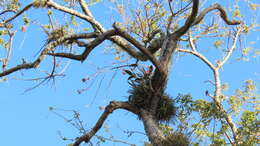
0, 0, 259, 146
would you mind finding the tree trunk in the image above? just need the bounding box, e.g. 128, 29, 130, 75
140, 109, 165, 146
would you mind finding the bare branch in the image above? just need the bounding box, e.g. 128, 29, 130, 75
216, 27, 243, 69
0, 9, 16, 16
178, 49, 216, 71
193, 4, 241, 26
212, 28, 242, 142
0, 32, 99, 77
48, 29, 117, 61
47, 0, 105, 32
78, 0, 93, 17
73, 101, 139, 146
113, 23, 162, 72
188, 32, 196, 51
0, 3, 34, 27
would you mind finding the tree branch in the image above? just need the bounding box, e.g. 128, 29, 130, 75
216, 27, 243, 69
73, 101, 139, 146
212, 28, 243, 144
48, 29, 117, 61
0, 32, 98, 77
78, 0, 93, 17
113, 23, 162, 72
193, 4, 241, 26
46, 0, 151, 61
173, 0, 199, 38
178, 49, 216, 71
0, 9, 16, 16
47, 0, 105, 32
0, 3, 34, 27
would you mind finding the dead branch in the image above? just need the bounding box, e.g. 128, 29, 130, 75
73, 101, 139, 146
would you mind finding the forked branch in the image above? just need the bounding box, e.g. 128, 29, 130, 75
216, 27, 243, 69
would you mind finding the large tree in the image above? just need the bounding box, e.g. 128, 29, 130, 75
0, 0, 259, 145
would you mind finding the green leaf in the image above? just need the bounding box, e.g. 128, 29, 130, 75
22, 16, 30, 26
48, 106, 54, 111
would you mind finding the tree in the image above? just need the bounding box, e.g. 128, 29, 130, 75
0, 0, 259, 146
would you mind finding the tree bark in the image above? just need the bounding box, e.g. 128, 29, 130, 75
140, 109, 165, 146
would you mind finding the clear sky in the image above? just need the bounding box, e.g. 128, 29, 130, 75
0, 0, 259, 146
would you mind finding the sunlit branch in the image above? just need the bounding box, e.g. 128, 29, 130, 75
78, 0, 93, 17
108, 36, 147, 60
212, 28, 244, 144
193, 4, 241, 26
78, 0, 100, 32
178, 49, 216, 71
47, 0, 105, 32
73, 101, 139, 146
216, 27, 243, 69
188, 32, 196, 51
